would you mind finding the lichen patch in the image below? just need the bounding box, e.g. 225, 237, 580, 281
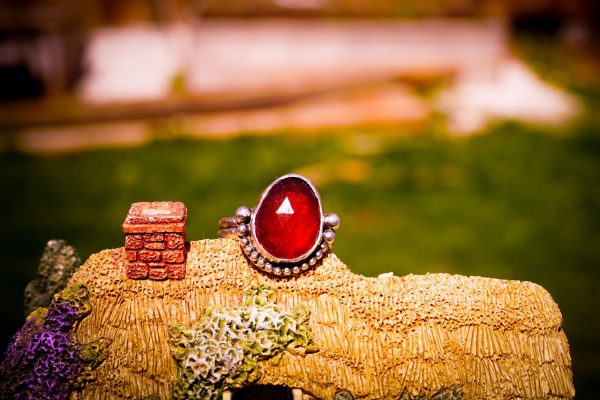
169, 285, 316, 399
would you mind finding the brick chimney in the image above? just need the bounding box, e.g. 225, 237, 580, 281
122, 202, 188, 280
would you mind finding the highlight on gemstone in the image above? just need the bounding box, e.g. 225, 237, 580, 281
252, 175, 323, 261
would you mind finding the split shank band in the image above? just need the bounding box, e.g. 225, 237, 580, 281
218, 217, 244, 239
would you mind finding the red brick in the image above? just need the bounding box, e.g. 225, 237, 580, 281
167, 264, 186, 280
149, 268, 168, 281
149, 262, 165, 269
144, 241, 166, 250
126, 250, 137, 261
139, 250, 161, 262
163, 250, 185, 263
127, 263, 148, 279
125, 234, 143, 250
165, 234, 185, 250
144, 233, 164, 242
122, 222, 186, 233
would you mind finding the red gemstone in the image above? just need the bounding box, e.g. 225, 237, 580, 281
253, 175, 322, 261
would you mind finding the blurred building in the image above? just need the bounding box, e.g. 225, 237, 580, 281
0, 0, 89, 100
0, 0, 596, 102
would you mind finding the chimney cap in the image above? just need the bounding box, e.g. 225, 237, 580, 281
123, 202, 187, 233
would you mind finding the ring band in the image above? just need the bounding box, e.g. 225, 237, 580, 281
218, 217, 239, 238
219, 174, 340, 276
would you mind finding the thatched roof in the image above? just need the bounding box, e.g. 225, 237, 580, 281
70, 239, 574, 399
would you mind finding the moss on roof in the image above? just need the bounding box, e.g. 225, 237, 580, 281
69, 239, 573, 400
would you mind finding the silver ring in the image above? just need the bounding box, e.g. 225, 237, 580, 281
219, 174, 340, 276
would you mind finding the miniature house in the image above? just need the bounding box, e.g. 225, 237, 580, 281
122, 202, 188, 280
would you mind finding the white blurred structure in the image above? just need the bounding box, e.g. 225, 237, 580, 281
79, 20, 507, 102
438, 60, 581, 134
78, 24, 192, 103
78, 20, 580, 134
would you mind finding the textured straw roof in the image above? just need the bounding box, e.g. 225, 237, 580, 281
70, 239, 574, 399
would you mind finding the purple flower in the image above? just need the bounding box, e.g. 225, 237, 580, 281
0, 289, 91, 400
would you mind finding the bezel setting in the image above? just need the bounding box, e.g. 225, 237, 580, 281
222, 174, 340, 276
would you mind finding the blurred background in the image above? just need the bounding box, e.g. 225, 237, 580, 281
0, 0, 598, 397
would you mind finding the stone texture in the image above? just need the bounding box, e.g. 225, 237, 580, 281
165, 234, 185, 250
138, 250, 161, 263
145, 233, 164, 242
162, 250, 184, 263
125, 250, 137, 261
148, 268, 168, 281
24, 239, 82, 316
123, 223, 186, 233
123, 202, 186, 225
125, 235, 143, 250
144, 242, 166, 250
122, 202, 187, 233
167, 264, 186, 280
123, 202, 188, 281
126, 262, 148, 280
69, 239, 574, 400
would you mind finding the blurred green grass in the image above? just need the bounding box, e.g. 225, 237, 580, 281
1, 123, 599, 396
1, 33, 599, 398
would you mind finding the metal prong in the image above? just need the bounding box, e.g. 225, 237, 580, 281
235, 206, 252, 223
324, 213, 340, 230
292, 388, 303, 400
323, 229, 335, 244
237, 224, 249, 236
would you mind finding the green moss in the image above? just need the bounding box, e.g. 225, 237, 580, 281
54, 283, 92, 319
398, 388, 462, 400
2, 65, 600, 395
73, 338, 111, 388
169, 285, 316, 400
27, 307, 49, 323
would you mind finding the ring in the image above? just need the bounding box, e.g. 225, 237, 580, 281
219, 174, 340, 276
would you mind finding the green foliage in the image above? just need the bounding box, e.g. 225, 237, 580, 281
398, 387, 462, 400
169, 285, 315, 399
53, 283, 91, 319
76, 339, 111, 384
1, 125, 599, 397
2, 33, 600, 395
